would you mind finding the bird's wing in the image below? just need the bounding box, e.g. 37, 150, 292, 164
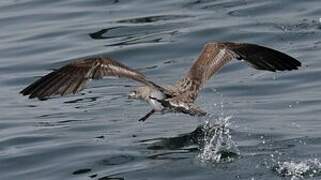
21, 56, 165, 99
173, 42, 301, 103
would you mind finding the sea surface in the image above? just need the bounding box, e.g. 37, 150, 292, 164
1, 0, 321, 179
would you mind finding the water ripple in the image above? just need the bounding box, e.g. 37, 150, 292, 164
0, 0, 320, 179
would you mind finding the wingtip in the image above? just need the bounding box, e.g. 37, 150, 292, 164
20, 89, 44, 100
20, 87, 39, 99
19, 90, 25, 95
20, 88, 30, 96
285, 58, 302, 71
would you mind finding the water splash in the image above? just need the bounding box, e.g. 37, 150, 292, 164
273, 159, 321, 179
197, 115, 240, 164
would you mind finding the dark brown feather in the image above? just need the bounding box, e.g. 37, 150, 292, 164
173, 42, 301, 103
21, 56, 164, 99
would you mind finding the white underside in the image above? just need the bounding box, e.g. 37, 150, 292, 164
148, 90, 166, 111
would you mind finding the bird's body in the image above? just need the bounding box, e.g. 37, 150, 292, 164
130, 86, 166, 111
148, 89, 166, 111
20, 42, 302, 121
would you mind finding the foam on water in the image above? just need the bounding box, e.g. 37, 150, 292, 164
273, 159, 321, 179
197, 115, 240, 164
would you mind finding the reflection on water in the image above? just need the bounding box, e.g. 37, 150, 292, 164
143, 114, 239, 164
143, 126, 202, 150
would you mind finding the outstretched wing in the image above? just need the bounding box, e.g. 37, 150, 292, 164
21, 56, 163, 99
173, 42, 301, 103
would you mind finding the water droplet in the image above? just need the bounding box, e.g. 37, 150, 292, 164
273, 159, 321, 179
197, 115, 239, 164
270, 154, 274, 158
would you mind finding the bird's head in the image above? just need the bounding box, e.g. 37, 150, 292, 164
128, 86, 151, 100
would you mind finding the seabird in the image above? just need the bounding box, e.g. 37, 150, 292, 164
20, 42, 301, 121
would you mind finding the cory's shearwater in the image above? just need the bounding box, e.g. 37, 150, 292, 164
20, 42, 301, 121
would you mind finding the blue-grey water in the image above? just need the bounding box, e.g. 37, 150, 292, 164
1, 0, 321, 179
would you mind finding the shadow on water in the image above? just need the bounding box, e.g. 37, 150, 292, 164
70, 115, 241, 179
141, 125, 203, 150
141, 115, 240, 164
